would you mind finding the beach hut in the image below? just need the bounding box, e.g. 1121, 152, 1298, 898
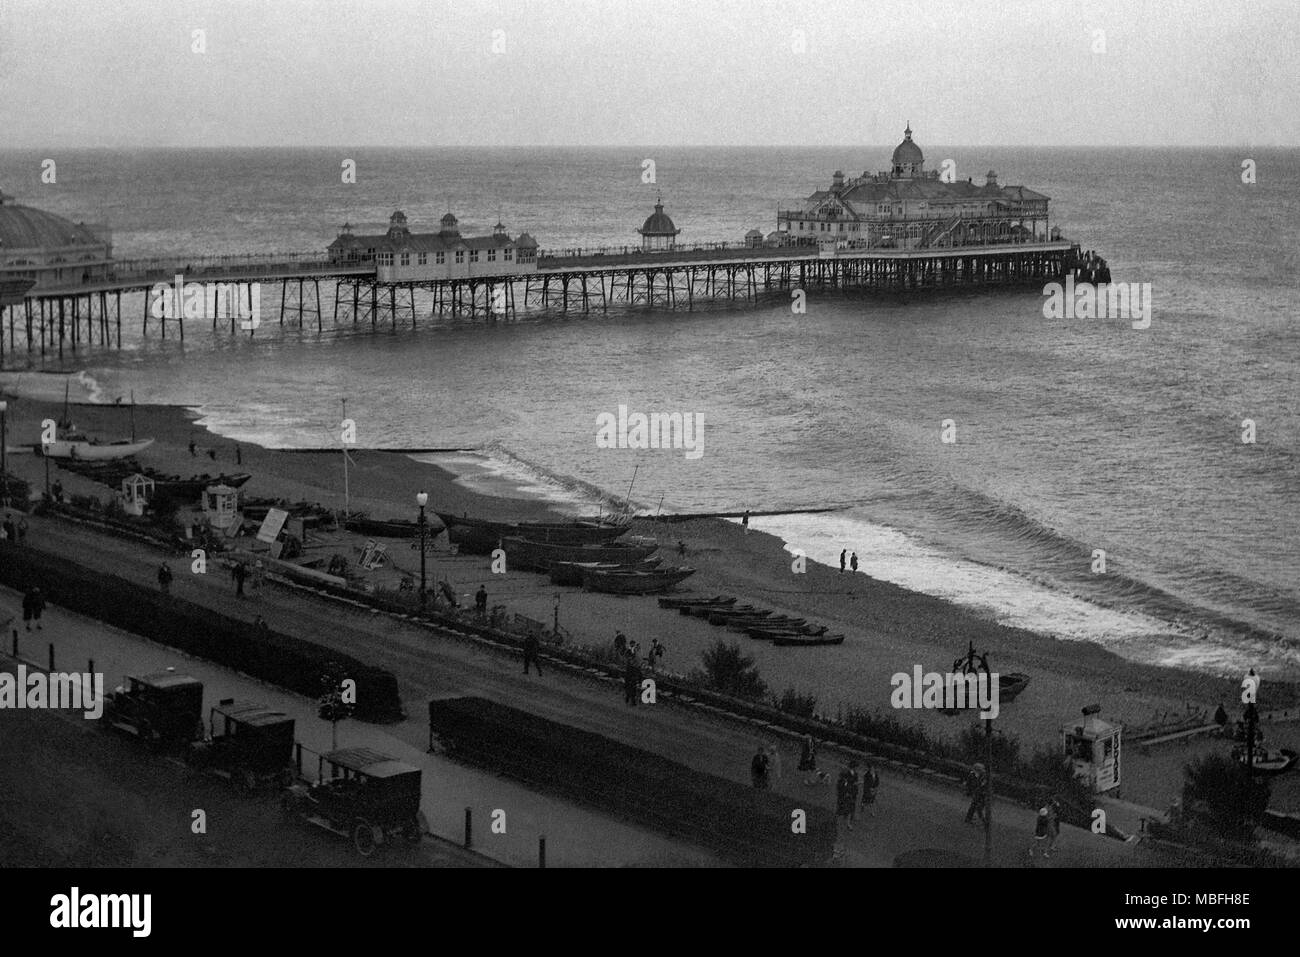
202, 483, 240, 533
120, 473, 155, 517
1062, 705, 1123, 794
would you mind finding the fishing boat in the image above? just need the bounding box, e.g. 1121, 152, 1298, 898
683, 602, 760, 618
41, 435, 155, 460
658, 595, 735, 610
550, 557, 662, 587
579, 565, 696, 595
343, 516, 423, 538
501, 536, 658, 572
150, 472, 253, 502
39, 383, 155, 460
1232, 745, 1298, 776
772, 633, 846, 647
436, 511, 629, 554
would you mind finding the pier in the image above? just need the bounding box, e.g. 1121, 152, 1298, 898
0, 238, 1090, 363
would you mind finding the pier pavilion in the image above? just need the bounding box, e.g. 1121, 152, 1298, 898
0, 190, 114, 290
327, 211, 538, 282
777, 125, 1051, 250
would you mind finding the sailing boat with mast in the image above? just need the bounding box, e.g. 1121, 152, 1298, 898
40, 383, 155, 460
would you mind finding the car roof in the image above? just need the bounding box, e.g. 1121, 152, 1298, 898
213, 702, 294, 728
324, 747, 420, 778
135, 671, 203, 690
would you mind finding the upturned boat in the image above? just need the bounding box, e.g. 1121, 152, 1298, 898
502, 536, 658, 572
579, 565, 696, 595
436, 511, 629, 554
744, 624, 829, 640
343, 516, 422, 538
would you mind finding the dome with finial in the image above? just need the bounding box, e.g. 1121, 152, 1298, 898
638, 201, 680, 238
0, 192, 106, 249
891, 123, 924, 176
438, 211, 460, 236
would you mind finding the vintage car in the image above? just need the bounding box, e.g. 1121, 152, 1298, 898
104, 669, 204, 750
281, 747, 426, 856
187, 699, 296, 791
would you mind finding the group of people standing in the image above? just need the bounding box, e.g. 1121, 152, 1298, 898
752, 734, 880, 832
1, 513, 28, 544
838, 549, 859, 574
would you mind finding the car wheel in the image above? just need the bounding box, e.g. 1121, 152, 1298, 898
353, 820, 378, 857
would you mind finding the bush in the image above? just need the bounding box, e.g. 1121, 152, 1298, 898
843, 705, 950, 756
775, 687, 818, 718
1182, 753, 1271, 841
958, 721, 1020, 772
694, 641, 767, 700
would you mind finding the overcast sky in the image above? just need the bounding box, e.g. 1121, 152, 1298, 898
0, 0, 1293, 147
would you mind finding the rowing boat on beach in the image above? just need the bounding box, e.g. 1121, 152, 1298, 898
436, 511, 629, 554
726, 616, 806, 632
744, 624, 829, 640
657, 595, 735, 610
771, 633, 845, 647
549, 557, 663, 586
579, 565, 696, 595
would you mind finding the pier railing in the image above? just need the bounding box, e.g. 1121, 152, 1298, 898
104, 251, 348, 283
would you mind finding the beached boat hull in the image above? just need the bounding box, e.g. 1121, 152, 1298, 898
1233, 747, 1298, 775
771, 633, 846, 647
502, 536, 658, 572
41, 437, 155, 460
549, 558, 662, 586
435, 512, 628, 554
343, 517, 421, 538
658, 595, 735, 610
580, 566, 696, 595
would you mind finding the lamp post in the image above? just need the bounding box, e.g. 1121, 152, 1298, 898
416, 491, 428, 606
0, 400, 7, 509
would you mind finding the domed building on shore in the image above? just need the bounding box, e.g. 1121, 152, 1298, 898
776, 125, 1052, 250
0, 189, 114, 290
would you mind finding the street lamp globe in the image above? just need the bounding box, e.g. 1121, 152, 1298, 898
416, 491, 428, 508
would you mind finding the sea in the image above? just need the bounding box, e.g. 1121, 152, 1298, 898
1, 145, 1297, 678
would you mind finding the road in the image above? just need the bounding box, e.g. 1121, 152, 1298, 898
10, 513, 1174, 867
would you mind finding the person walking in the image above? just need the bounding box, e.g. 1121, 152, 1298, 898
741, 510, 750, 531
1029, 801, 1055, 860
16, 516, 28, 544
646, 638, 665, 670
252, 558, 265, 591
839, 549, 846, 574
3, 515, 16, 544
767, 744, 783, 787
235, 444, 242, 466
523, 631, 543, 676
51, 479, 64, 504
623, 656, 640, 706
836, 762, 860, 830
964, 763, 989, 826
850, 552, 859, 574
860, 761, 880, 818
157, 561, 173, 595
751, 746, 771, 790
22, 586, 45, 632
798, 734, 818, 781
475, 585, 488, 618
232, 561, 248, 597
188, 439, 197, 457
613, 630, 628, 658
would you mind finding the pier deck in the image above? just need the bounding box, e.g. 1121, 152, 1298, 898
1, 239, 1083, 362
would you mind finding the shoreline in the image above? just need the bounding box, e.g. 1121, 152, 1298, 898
3, 384, 1299, 810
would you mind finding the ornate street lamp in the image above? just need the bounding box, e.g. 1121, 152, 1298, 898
416, 491, 429, 606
